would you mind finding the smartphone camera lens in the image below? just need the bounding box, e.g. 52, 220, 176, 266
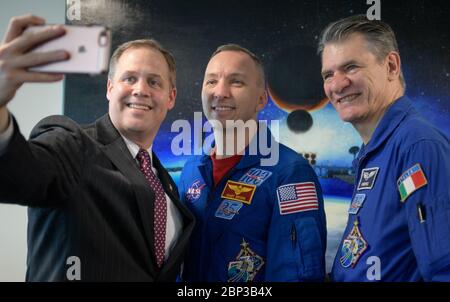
99, 30, 108, 47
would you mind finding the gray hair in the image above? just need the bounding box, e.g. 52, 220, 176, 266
318, 15, 405, 87
108, 39, 176, 88
210, 44, 265, 86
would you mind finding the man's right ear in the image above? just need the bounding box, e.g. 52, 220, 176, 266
106, 78, 112, 101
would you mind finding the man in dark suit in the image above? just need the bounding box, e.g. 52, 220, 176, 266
0, 15, 195, 281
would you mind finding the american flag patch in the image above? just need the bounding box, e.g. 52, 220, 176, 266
276, 182, 319, 215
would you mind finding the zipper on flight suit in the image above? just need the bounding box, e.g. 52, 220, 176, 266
290, 223, 297, 249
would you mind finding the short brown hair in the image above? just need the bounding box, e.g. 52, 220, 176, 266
318, 15, 405, 87
108, 39, 176, 88
210, 44, 265, 85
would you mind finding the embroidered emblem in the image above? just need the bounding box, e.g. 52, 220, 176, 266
239, 168, 272, 187
357, 167, 379, 190
276, 182, 318, 215
215, 200, 243, 220
185, 179, 206, 202
221, 180, 256, 205
227, 239, 264, 282
340, 217, 368, 268
348, 194, 366, 215
397, 163, 428, 202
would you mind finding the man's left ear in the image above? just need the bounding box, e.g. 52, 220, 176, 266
257, 89, 269, 112
387, 51, 401, 81
167, 87, 177, 110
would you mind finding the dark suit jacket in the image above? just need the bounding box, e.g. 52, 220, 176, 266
0, 114, 195, 281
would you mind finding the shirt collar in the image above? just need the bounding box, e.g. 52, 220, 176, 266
120, 134, 153, 165
200, 123, 277, 169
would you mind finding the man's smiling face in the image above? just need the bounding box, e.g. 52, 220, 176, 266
107, 46, 176, 141
321, 33, 391, 126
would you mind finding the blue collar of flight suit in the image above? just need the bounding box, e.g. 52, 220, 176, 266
353, 95, 415, 169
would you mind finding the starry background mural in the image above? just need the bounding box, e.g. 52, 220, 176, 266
64, 0, 450, 272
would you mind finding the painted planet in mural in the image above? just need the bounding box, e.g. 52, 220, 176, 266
286, 109, 313, 133
267, 44, 329, 132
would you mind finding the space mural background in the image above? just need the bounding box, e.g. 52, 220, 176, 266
65, 0, 450, 272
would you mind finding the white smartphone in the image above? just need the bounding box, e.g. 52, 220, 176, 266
24, 25, 111, 75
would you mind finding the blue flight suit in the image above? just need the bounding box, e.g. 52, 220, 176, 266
179, 129, 327, 281
332, 96, 450, 281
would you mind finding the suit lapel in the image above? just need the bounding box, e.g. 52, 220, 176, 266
94, 115, 157, 275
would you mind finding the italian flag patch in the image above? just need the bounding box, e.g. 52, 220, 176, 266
397, 163, 428, 202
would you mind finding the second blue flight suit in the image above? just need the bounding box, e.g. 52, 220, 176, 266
179, 129, 327, 281
332, 96, 450, 281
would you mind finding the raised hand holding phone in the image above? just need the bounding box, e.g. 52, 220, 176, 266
24, 25, 111, 74
0, 15, 69, 107
0, 15, 111, 133
0, 15, 70, 132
